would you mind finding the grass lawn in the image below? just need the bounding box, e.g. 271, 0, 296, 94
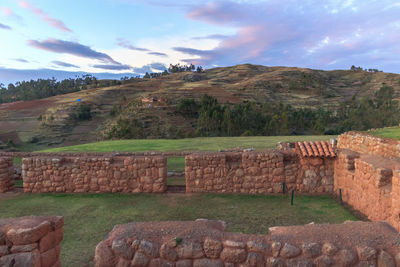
0, 193, 357, 266
167, 157, 185, 172
368, 127, 400, 140
40, 135, 335, 153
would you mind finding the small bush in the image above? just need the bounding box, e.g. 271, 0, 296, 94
71, 103, 92, 121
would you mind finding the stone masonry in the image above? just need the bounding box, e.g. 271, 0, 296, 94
0, 157, 13, 193
0, 216, 64, 267
185, 150, 334, 194
22, 155, 167, 193
94, 219, 400, 267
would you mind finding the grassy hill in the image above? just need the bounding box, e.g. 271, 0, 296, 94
1, 64, 399, 151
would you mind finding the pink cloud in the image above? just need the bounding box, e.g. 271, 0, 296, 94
18, 0, 72, 32
1, 7, 14, 16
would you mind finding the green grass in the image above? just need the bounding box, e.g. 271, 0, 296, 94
13, 157, 22, 165
14, 179, 23, 188
167, 176, 186, 186
0, 193, 357, 266
40, 135, 335, 153
167, 157, 185, 172
368, 127, 400, 140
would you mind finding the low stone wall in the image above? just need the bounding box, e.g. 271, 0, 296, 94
0, 157, 13, 193
94, 219, 400, 267
185, 150, 334, 194
0, 216, 64, 267
338, 131, 400, 158
22, 155, 167, 193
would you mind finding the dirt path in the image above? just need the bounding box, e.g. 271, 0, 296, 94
0, 188, 23, 200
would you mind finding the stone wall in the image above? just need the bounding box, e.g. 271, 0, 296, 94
185, 150, 334, 194
22, 155, 167, 193
94, 219, 400, 267
0, 157, 13, 193
335, 131, 400, 232
338, 131, 400, 158
0, 216, 64, 267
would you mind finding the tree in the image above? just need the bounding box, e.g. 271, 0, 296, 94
143, 72, 150, 79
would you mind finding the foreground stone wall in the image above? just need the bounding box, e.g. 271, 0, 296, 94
0, 157, 13, 193
94, 219, 400, 267
335, 132, 400, 232
185, 150, 334, 194
22, 155, 167, 193
0, 216, 64, 267
338, 131, 400, 158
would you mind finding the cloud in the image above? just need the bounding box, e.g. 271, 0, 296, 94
178, 0, 400, 71
92, 64, 132, 70
191, 34, 229, 40
148, 51, 168, 57
52, 60, 79, 68
116, 38, 150, 52
18, 0, 71, 32
27, 39, 121, 65
0, 23, 11, 30
13, 58, 29, 63
133, 63, 167, 74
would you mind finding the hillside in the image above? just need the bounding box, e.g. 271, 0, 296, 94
0, 64, 399, 151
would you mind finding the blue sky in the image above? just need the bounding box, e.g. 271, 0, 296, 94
0, 0, 399, 84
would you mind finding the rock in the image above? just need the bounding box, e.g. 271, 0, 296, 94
112, 239, 134, 260
0, 232, 5, 245
160, 243, 178, 261
39, 231, 55, 253
11, 243, 38, 253
302, 242, 322, 258
203, 238, 222, 258
377, 250, 395, 267
357, 246, 377, 261
176, 259, 192, 267
139, 240, 159, 258
287, 258, 314, 267
220, 247, 247, 263
314, 255, 334, 267
247, 240, 272, 255
131, 251, 149, 266
193, 258, 224, 267
223, 240, 245, 248
116, 258, 130, 267
177, 242, 204, 259
94, 241, 117, 267
0, 245, 8, 256
395, 252, 400, 266
272, 242, 282, 257
322, 243, 338, 256
280, 243, 301, 258
246, 252, 264, 266
0, 250, 41, 267
40, 247, 57, 267
266, 257, 285, 267
7, 221, 51, 245
149, 258, 174, 267
335, 249, 357, 267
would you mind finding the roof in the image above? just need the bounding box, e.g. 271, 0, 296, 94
295, 141, 336, 158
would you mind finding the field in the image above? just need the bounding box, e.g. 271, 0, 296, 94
0, 193, 357, 266
368, 127, 400, 140
41, 135, 334, 153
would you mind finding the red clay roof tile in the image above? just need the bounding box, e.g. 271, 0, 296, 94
296, 140, 336, 158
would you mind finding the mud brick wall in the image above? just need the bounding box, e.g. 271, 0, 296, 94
338, 131, 400, 158
0, 157, 13, 193
0, 216, 64, 267
94, 219, 400, 267
185, 150, 334, 194
22, 155, 167, 193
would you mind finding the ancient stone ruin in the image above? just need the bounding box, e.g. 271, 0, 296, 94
94, 219, 400, 266
0, 216, 64, 267
2, 131, 400, 266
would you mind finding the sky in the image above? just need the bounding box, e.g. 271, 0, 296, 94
0, 0, 399, 84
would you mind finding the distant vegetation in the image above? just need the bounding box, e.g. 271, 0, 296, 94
106, 84, 399, 139
0, 75, 121, 103
0, 64, 203, 104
